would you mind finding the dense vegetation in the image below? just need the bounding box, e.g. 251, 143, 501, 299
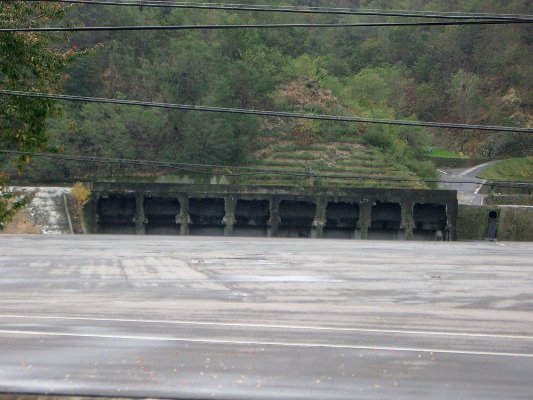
4, 0, 533, 186
0, 1, 84, 227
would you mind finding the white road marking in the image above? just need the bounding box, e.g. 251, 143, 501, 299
437, 169, 447, 175
460, 162, 493, 177
0, 329, 531, 359
474, 180, 487, 194
0, 314, 531, 340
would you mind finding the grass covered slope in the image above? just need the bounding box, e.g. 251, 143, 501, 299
242, 136, 429, 189
478, 157, 533, 182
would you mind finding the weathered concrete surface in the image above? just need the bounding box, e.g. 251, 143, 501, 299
457, 205, 492, 240
485, 195, 533, 206
88, 183, 458, 241
0, 396, 110, 400
457, 204, 533, 241
0, 236, 532, 400
9, 187, 72, 234
498, 206, 533, 241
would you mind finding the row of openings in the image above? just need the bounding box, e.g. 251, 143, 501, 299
97, 195, 447, 240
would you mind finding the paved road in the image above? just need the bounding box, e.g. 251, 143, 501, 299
439, 161, 500, 205
0, 235, 532, 399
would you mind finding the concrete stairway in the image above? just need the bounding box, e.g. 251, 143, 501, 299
22, 187, 73, 234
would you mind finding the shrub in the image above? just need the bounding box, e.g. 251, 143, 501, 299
0, 178, 28, 231
362, 129, 396, 151
71, 182, 91, 206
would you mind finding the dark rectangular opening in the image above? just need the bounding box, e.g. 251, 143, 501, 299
234, 200, 270, 237
97, 194, 136, 234
189, 198, 225, 236
144, 197, 181, 235
324, 201, 360, 239
369, 201, 402, 240
278, 200, 316, 238
413, 203, 447, 240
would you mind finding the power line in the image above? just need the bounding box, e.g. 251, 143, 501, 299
2, 90, 532, 134
2, 19, 532, 33
16, 1, 533, 22
2, 149, 276, 174
1, 150, 413, 180
2, 150, 531, 188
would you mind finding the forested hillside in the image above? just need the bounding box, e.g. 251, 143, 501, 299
24, 0, 533, 184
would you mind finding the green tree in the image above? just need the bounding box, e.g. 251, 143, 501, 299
32, 0, 532, 190
169, 113, 259, 165
447, 69, 484, 152
0, 2, 80, 152
0, 1, 80, 228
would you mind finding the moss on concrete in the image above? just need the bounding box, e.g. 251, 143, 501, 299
458, 204, 533, 241
497, 206, 533, 242
457, 205, 491, 240
485, 195, 533, 206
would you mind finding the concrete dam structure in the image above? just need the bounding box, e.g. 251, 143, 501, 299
86, 183, 458, 241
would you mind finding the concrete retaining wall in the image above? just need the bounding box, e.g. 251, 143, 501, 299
457, 204, 533, 242
497, 206, 533, 241
425, 157, 493, 169
485, 195, 533, 206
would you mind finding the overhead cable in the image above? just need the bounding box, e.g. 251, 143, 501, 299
16, 1, 533, 21
1, 150, 531, 188
1, 90, 532, 134
2, 19, 532, 33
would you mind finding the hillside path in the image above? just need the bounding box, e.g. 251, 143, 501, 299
439, 161, 500, 205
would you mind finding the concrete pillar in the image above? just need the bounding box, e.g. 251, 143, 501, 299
445, 202, 457, 241
175, 195, 190, 236
401, 202, 415, 241
312, 198, 326, 239
223, 196, 237, 237
358, 199, 372, 240
267, 198, 281, 238
91, 193, 100, 234
134, 192, 146, 235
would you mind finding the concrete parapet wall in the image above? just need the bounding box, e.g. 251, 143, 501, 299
0, 396, 127, 400
424, 157, 492, 169
484, 195, 533, 206
498, 206, 533, 242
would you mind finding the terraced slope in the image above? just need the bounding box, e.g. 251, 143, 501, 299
234, 80, 432, 189
241, 140, 426, 189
